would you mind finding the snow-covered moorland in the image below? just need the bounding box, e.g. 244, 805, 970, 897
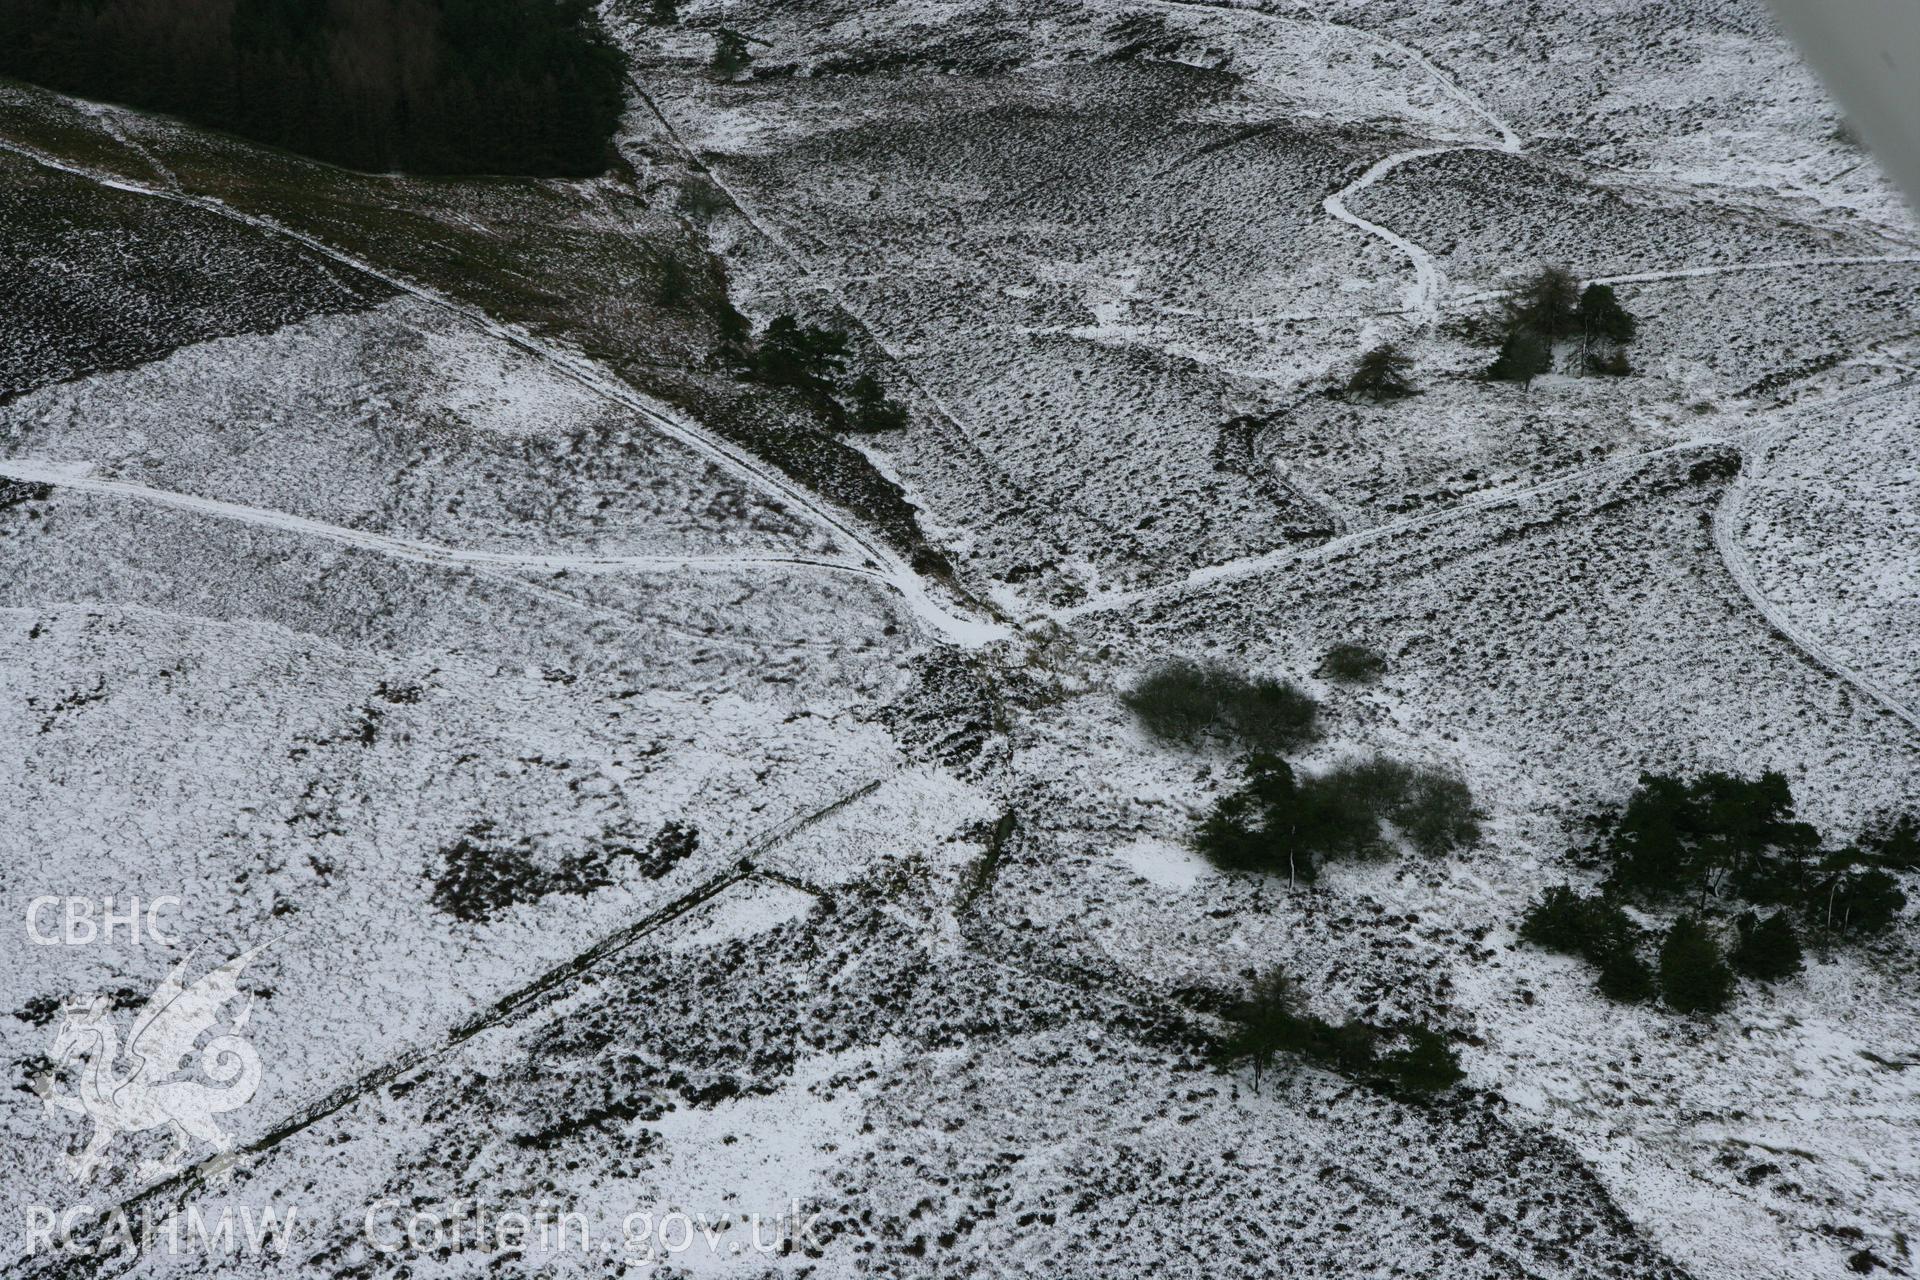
2, 0, 1917, 1277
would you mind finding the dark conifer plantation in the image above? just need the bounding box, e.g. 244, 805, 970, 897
0, 0, 625, 176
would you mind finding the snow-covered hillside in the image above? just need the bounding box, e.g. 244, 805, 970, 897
2, 1, 1916, 1277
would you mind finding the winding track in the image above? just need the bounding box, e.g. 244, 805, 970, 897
1146, 0, 1522, 322
0, 457, 892, 583
1709, 379, 1920, 736
0, 137, 1008, 649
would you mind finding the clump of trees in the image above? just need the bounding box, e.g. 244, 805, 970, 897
1517, 886, 1656, 1001
1218, 966, 1464, 1097
1485, 266, 1640, 385
1344, 343, 1416, 402
747, 314, 911, 432
0, 0, 625, 177
1124, 661, 1478, 882
1194, 752, 1480, 886
1600, 770, 1907, 935
1518, 770, 1912, 1016
1317, 642, 1388, 685
1123, 659, 1320, 753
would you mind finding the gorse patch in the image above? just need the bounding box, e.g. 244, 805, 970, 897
1317, 642, 1387, 685
1123, 659, 1319, 752
1193, 753, 1479, 884
1217, 965, 1463, 1098
430, 819, 698, 922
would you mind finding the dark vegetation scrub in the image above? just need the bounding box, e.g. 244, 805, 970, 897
1317, 642, 1388, 685
744, 313, 911, 432
710, 28, 753, 78
1486, 265, 1640, 385
430, 819, 697, 922
1195, 753, 1480, 886
0, 0, 624, 177
1217, 966, 1464, 1098
1123, 660, 1478, 883
1519, 769, 1912, 1015
1122, 659, 1319, 752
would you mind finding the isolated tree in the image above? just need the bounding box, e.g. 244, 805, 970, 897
848, 374, 909, 432
711, 28, 752, 77
1218, 966, 1308, 1094
1488, 327, 1551, 386
1658, 915, 1734, 1015
1344, 343, 1416, 402
1731, 910, 1803, 982
1578, 283, 1637, 344
1508, 265, 1582, 342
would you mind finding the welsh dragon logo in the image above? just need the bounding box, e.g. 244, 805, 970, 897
34, 946, 267, 1186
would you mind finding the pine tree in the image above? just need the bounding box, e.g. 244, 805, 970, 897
848, 374, 910, 431
711, 28, 752, 77
1218, 967, 1309, 1094
1731, 910, 1803, 982
1509, 266, 1582, 342
649, 0, 679, 24
1658, 915, 1735, 1015
1577, 283, 1637, 375
1578, 282, 1637, 345
1488, 327, 1551, 386
1344, 343, 1415, 402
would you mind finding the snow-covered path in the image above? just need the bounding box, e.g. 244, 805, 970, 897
1322, 145, 1498, 322
1146, 0, 1523, 324
1710, 379, 1920, 737
1055, 435, 1716, 623
0, 138, 1009, 649
0, 457, 893, 582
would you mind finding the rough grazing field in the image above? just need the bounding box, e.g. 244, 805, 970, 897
2, 0, 1918, 1277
